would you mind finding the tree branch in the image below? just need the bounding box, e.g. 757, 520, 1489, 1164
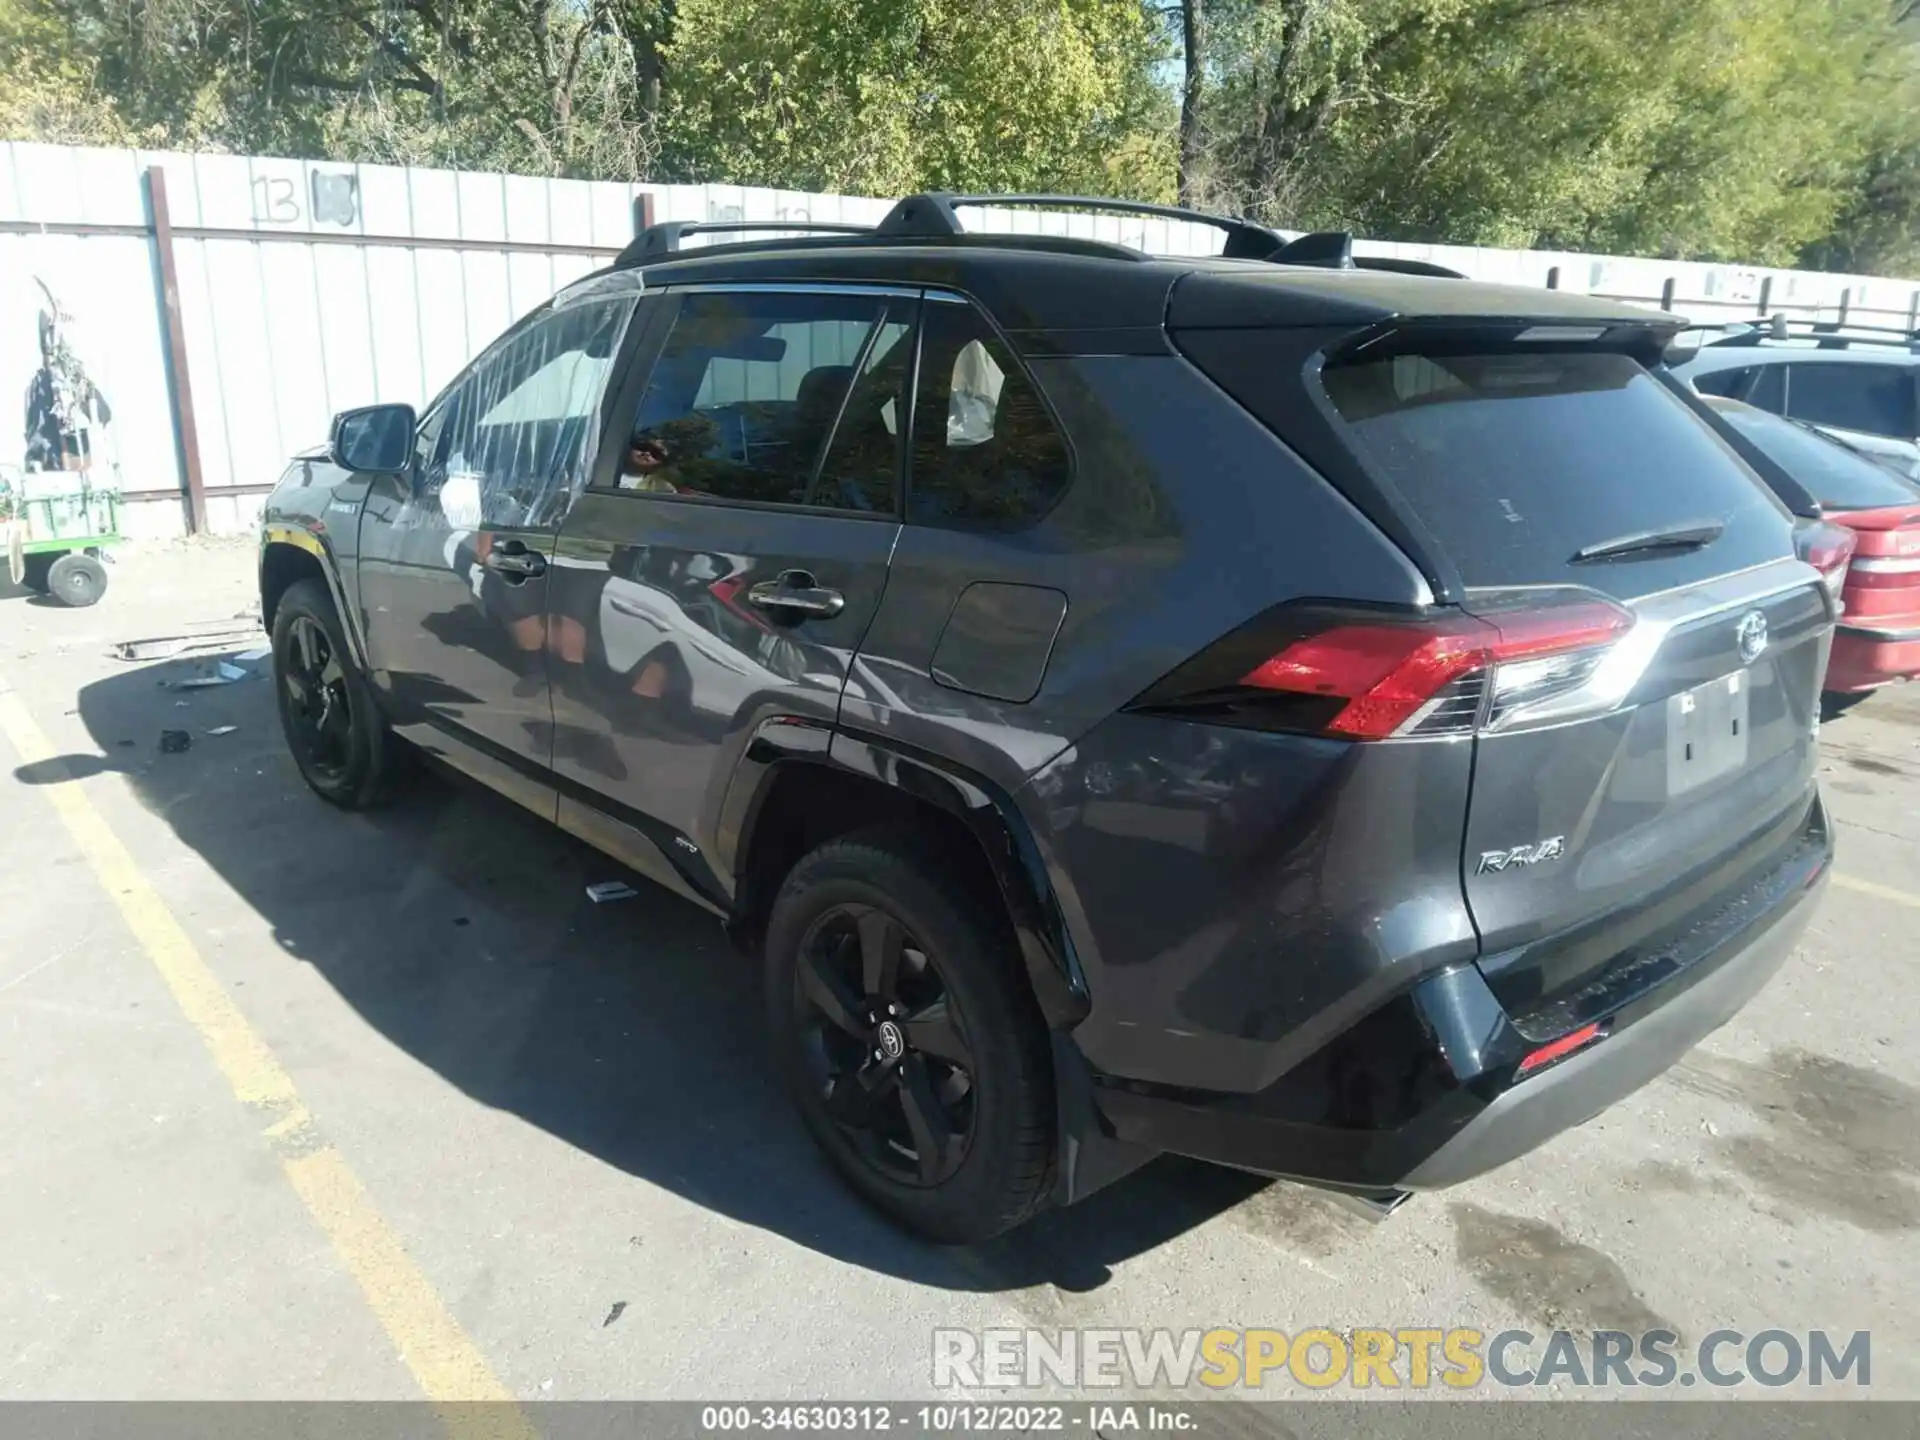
1179, 0, 1207, 204
284, 67, 434, 98
348, 16, 442, 100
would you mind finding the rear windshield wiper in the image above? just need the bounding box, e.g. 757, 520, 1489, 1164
1570, 520, 1725, 564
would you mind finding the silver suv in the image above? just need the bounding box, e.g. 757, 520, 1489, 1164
1675, 318, 1920, 479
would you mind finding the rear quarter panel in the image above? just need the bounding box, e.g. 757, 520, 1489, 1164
842, 352, 1435, 796
845, 351, 1469, 1091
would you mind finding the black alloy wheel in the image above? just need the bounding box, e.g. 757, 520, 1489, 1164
793, 903, 978, 1188
280, 613, 355, 784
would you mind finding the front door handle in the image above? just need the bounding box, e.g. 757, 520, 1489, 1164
484, 541, 547, 581
747, 570, 845, 619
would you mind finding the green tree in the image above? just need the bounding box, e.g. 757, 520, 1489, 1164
11, 0, 672, 176
1184, 0, 1920, 267
661, 0, 1167, 194
8, 0, 1920, 276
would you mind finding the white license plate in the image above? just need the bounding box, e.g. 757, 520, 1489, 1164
1667, 671, 1751, 795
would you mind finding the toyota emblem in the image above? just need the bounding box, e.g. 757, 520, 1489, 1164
877, 1020, 906, 1061
1736, 610, 1769, 664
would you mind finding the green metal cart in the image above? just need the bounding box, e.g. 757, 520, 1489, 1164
2, 466, 120, 607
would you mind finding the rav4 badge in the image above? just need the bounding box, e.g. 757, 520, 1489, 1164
1477, 836, 1567, 874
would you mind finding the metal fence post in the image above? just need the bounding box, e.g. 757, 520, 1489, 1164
1837, 288, 1852, 327
1758, 277, 1773, 317
1545, 266, 1560, 290
143, 165, 209, 536
1660, 277, 1677, 311
631, 190, 656, 236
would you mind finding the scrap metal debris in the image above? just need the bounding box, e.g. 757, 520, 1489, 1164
113, 624, 263, 662
161, 660, 253, 690
585, 881, 639, 903
158, 730, 191, 754
205, 725, 238, 737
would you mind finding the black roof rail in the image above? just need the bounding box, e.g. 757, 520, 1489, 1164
616, 218, 874, 267
874, 192, 1290, 260
1704, 314, 1920, 353
614, 194, 1383, 273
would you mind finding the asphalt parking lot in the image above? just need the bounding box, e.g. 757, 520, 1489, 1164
2, 538, 1917, 1405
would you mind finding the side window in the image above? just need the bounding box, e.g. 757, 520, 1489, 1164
1786, 363, 1915, 438
614, 290, 902, 510
907, 302, 1070, 528
811, 311, 912, 512
1690, 366, 1751, 399
1746, 363, 1785, 413
427, 297, 635, 528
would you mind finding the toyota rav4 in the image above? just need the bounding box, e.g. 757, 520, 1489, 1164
259, 195, 1834, 1242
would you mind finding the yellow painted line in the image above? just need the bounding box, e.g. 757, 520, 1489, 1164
0, 686, 534, 1436
1833, 871, 1920, 911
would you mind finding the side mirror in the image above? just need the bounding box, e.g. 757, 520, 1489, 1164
329, 404, 417, 474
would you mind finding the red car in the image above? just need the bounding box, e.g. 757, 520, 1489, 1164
1706, 396, 1920, 696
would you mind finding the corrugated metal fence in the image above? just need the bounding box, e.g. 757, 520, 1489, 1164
4, 141, 1917, 537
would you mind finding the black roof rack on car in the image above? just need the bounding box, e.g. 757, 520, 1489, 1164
614, 192, 1379, 271
873, 193, 1295, 260
1704, 313, 1920, 354
615, 218, 876, 266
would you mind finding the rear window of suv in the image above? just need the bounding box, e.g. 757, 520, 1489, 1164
1713, 400, 1920, 511
1321, 350, 1780, 587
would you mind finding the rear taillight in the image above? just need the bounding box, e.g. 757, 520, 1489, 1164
1797, 520, 1857, 597
1132, 592, 1634, 741
1846, 555, 1920, 587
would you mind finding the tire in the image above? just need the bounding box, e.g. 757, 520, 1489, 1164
20, 553, 54, 594
46, 552, 106, 606
764, 826, 1054, 1243
271, 578, 410, 808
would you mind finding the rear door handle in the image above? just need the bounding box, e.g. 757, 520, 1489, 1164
747, 570, 845, 619
484, 541, 547, 580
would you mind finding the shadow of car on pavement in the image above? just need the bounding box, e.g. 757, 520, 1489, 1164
42, 652, 1274, 1294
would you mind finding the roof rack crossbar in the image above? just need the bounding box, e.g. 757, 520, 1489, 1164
617, 218, 875, 266
1703, 314, 1920, 353
874, 193, 1292, 260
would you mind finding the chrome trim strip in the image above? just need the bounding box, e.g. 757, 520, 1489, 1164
1481, 557, 1827, 734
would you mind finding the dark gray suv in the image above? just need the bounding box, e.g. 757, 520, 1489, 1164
259, 195, 1834, 1242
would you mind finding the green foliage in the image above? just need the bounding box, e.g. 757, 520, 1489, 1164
661, 0, 1166, 194
1, 0, 1163, 193
1, 0, 1916, 275
1189, 0, 1920, 269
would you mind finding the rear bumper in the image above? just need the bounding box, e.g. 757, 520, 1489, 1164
1828, 624, 1920, 691
1403, 860, 1820, 1186
1088, 799, 1830, 1194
